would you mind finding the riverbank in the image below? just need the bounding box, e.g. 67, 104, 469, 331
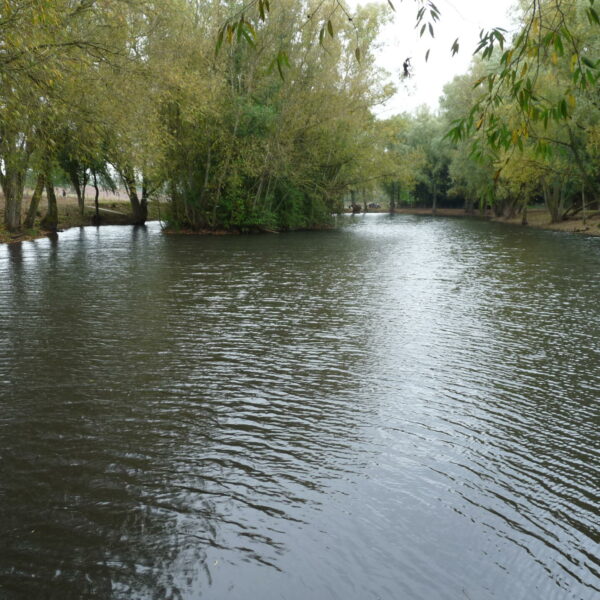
0, 196, 160, 244
3, 202, 600, 244
392, 207, 600, 236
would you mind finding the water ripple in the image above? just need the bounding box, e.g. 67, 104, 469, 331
0, 217, 599, 599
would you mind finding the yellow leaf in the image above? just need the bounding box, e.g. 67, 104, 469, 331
520, 62, 529, 77
570, 54, 578, 71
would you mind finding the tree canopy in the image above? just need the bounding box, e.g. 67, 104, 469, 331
0, 0, 598, 234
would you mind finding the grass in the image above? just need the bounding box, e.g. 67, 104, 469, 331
0, 196, 165, 244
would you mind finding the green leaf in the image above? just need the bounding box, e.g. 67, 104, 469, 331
280, 51, 290, 68
239, 23, 255, 46
355, 47, 361, 62
327, 19, 334, 38
554, 33, 564, 55
587, 7, 600, 24
493, 29, 505, 50
582, 56, 596, 68
215, 27, 224, 56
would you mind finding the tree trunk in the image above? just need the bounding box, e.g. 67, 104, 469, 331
92, 170, 101, 225
432, 180, 437, 215
503, 196, 519, 219
121, 169, 147, 225
1, 135, 31, 232
41, 186, 58, 230
81, 171, 89, 215
41, 169, 59, 231
542, 177, 564, 224
24, 173, 46, 229
68, 166, 88, 216
139, 176, 150, 225
40, 159, 59, 231
2, 170, 26, 232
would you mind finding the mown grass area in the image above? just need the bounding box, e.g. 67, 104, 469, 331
0, 198, 165, 244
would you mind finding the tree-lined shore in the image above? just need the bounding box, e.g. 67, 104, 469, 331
1, 0, 598, 241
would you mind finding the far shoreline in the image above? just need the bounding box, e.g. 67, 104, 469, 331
2, 203, 600, 245
389, 207, 600, 237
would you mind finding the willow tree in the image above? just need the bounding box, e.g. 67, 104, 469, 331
0, 0, 165, 231
161, 0, 393, 231
448, 0, 600, 174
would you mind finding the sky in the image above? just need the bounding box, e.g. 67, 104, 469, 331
348, 0, 518, 116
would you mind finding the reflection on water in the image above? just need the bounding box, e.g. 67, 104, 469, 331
0, 216, 599, 599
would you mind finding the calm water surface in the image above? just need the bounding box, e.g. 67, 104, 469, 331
0, 215, 599, 599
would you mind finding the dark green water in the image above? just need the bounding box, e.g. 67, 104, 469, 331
1, 215, 599, 599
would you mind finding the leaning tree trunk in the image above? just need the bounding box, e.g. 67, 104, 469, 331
24, 173, 46, 229
122, 170, 147, 225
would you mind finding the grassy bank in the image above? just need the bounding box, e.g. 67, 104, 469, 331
392, 207, 600, 237
0, 195, 163, 244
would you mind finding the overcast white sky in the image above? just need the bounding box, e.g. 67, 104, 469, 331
348, 0, 518, 115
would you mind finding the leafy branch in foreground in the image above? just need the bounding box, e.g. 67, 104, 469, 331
447, 0, 600, 158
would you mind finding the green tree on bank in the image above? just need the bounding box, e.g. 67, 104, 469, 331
1, 0, 598, 234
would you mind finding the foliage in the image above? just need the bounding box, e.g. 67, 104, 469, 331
1, 0, 598, 233
441, 0, 600, 221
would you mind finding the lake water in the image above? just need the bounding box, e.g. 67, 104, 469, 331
1, 215, 599, 599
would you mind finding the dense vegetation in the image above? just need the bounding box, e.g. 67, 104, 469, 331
0, 0, 598, 236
